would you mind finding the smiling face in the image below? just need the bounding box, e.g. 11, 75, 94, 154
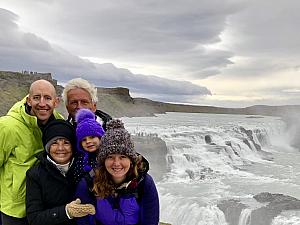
49, 138, 73, 164
66, 88, 96, 120
81, 136, 101, 153
26, 80, 58, 125
104, 154, 131, 184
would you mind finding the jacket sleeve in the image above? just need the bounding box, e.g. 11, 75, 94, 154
26, 168, 71, 225
74, 178, 95, 204
0, 122, 14, 167
74, 178, 96, 225
139, 174, 160, 225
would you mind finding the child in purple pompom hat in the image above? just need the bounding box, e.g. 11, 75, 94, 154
73, 108, 105, 184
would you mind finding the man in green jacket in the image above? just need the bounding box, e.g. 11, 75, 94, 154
0, 79, 64, 225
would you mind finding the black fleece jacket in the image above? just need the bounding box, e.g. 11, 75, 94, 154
26, 151, 77, 225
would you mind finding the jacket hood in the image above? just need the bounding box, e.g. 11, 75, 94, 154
136, 153, 149, 176
7, 96, 64, 127
7, 96, 39, 128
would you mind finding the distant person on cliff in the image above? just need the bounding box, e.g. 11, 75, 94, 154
0, 79, 64, 225
73, 108, 105, 184
75, 119, 160, 225
62, 78, 112, 130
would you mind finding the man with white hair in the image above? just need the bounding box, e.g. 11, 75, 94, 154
62, 78, 112, 130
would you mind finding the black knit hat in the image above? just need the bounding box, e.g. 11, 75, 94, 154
42, 119, 76, 153
97, 119, 136, 164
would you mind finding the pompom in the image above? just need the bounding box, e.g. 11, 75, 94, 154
106, 119, 125, 130
75, 108, 95, 123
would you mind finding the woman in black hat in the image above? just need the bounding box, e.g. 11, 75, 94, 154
26, 120, 95, 225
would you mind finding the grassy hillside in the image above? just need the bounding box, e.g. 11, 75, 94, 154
1, 70, 300, 118
0, 71, 60, 115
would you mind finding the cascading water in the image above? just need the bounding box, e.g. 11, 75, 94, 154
238, 208, 252, 225
122, 112, 300, 225
271, 211, 300, 225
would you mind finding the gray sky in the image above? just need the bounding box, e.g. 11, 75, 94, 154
0, 0, 299, 107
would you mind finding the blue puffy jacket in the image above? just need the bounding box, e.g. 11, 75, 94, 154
75, 173, 159, 225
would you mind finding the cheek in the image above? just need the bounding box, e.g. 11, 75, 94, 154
66, 146, 73, 154
90, 104, 97, 112
51, 100, 58, 108
104, 160, 111, 169
49, 146, 56, 153
123, 160, 131, 169
66, 104, 76, 112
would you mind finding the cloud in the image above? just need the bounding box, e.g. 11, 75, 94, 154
0, 8, 211, 103
1, 1, 300, 107
220, 0, 300, 78
1, 0, 239, 78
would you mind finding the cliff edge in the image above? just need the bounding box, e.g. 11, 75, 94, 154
1, 71, 300, 119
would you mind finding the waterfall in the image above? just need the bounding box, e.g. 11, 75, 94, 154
238, 208, 252, 225
122, 112, 293, 225
160, 193, 228, 225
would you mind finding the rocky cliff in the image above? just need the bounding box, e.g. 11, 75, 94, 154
1, 70, 300, 119
0, 71, 61, 116
218, 192, 300, 225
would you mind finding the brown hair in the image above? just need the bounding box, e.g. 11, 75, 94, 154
92, 156, 142, 198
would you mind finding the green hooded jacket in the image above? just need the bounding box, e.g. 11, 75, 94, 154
0, 96, 64, 218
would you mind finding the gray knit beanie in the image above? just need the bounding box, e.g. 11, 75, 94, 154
97, 119, 136, 164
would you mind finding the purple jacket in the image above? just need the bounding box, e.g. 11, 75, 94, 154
75, 174, 159, 225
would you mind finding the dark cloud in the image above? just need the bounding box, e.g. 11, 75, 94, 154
221, 0, 300, 78
9, 0, 238, 78
0, 8, 211, 103
1, 0, 299, 106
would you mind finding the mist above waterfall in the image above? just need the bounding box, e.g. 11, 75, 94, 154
282, 112, 300, 150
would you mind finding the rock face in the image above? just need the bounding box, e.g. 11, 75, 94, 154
250, 192, 300, 225
218, 192, 300, 225
217, 199, 247, 225
2, 70, 300, 118
133, 134, 169, 181
0, 71, 61, 116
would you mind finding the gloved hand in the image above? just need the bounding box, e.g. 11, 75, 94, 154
66, 198, 96, 218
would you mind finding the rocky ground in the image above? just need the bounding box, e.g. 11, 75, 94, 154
218, 192, 300, 225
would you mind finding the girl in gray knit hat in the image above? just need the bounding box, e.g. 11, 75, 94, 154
75, 119, 160, 225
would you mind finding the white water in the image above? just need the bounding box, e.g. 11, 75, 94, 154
238, 208, 252, 225
122, 112, 300, 225
272, 211, 300, 225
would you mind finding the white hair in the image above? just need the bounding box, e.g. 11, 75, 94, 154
62, 78, 98, 105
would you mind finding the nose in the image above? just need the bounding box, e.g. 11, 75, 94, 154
112, 157, 120, 165
76, 100, 86, 109
76, 103, 83, 109
38, 97, 47, 106
86, 137, 92, 143
57, 141, 65, 150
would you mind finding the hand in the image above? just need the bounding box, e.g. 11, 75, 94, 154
66, 198, 96, 218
